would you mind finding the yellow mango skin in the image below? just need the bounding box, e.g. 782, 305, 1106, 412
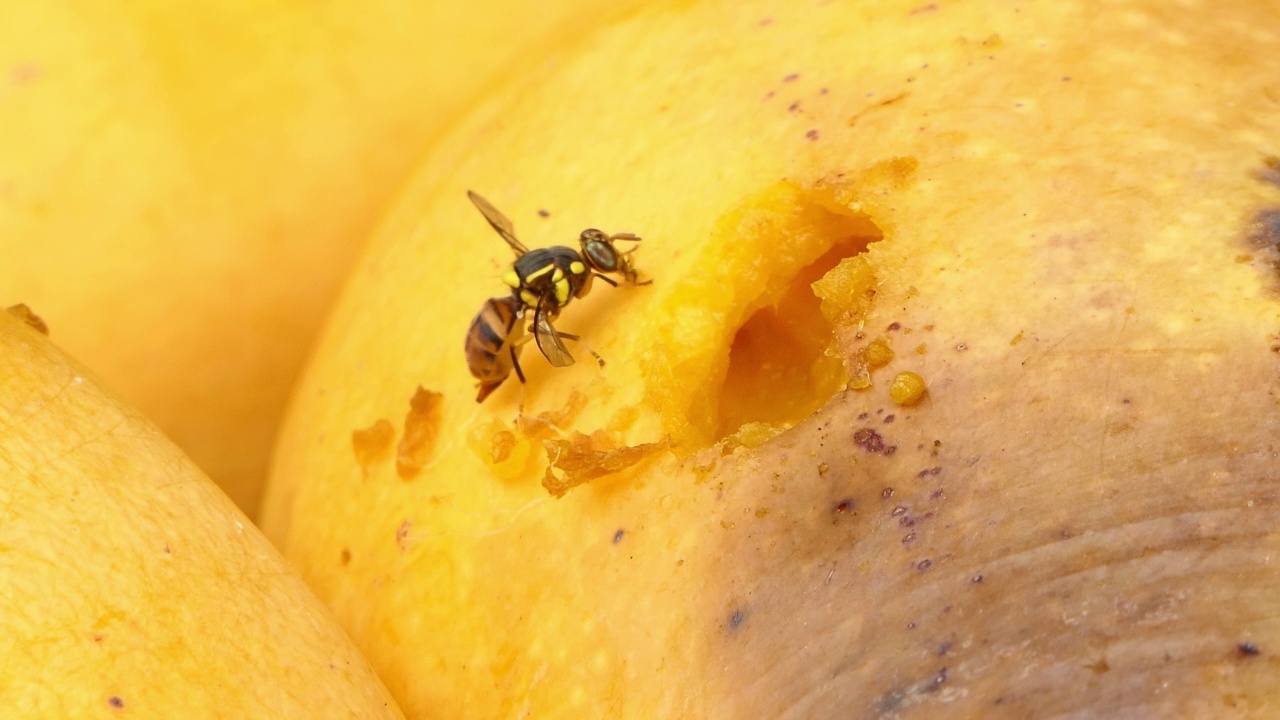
264, 0, 1280, 717
0, 312, 403, 718
0, 0, 640, 517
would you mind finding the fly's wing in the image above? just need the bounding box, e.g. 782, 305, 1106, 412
467, 190, 528, 255
533, 304, 575, 367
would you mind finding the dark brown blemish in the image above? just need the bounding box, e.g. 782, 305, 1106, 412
882, 487, 895, 498
340, 547, 352, 566
902, 532, 917, 545
936, 641, 953, 656
883, 414, 896, 424
910, 3, 939, 13
833, 498, 854, 517
854, 427, 897, 456
108, 696, 124, 709
1260, 156, 1280, 187
972, 574, 984, 583
917, 466, 942, 479
5, 303, 49, 335
930, 488, 945, 500
1248, 208, 1280, 251
1086, 657, 1110, 674
805, 129, 820, 141
613, 529, 625, 544
728, 609, 747, 630
395, 520, 412, 551
954, 342, 968, 352
887, 322, 902, 331
891, 505, 908, 517
163, 543, 171, 554
916, 558, 933, 571
352, 418, 395, 470
848, 92, 909, 127
396, 387, 444, 479
538, 208, 551, 218
93, 634, 103, 643
788, 100, 801, 112
783, 73, 800, 82
1238, 641, 1261, 657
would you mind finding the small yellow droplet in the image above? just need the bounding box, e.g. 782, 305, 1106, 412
864, 339, 894, 368
889, 371, 927, 406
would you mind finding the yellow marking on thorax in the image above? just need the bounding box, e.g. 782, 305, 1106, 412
520, 290, 540, 306
502, 267, 521, 289
569, 261, 586, 275
524, 263, 556, 283
554, 278, 570, 305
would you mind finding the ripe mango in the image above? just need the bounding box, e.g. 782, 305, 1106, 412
0, 310, 402, 718
263, 0, 1280, 716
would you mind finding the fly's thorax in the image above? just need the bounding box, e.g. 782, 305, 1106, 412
511, 246, 591, 310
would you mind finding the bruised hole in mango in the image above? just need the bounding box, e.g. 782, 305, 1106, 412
715, 205, 881, 441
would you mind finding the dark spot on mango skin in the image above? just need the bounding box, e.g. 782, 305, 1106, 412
854, 428, 897, 455
1237, 641, 1261, 657
613, 529, 625, 544
1249, 208, 1280, 251
1258, 155, 1280, 188
728, 609, 747, 630
108, 696, 124, 709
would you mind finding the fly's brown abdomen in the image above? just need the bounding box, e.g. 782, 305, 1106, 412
465, 296, 524, 401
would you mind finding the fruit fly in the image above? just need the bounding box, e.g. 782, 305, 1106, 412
464, 190, 649, 401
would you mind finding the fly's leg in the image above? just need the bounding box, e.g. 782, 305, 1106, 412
509, 343, 526, 384
555, 331, 606, 367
